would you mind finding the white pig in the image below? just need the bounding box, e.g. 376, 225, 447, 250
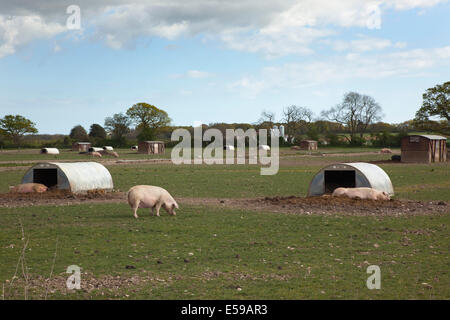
10, 183, 48, 193
332, 187, 390, 201
127, 185, 179, 218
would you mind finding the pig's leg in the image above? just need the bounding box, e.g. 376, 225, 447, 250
155, 202, 162, 217
132, 200, 139, 219
151, 207, 155, 216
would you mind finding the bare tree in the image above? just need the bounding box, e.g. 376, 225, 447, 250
357, 95, 383, 138
282, 105, 314, 141
321, 92, 383, 142
259, 110, 275, 124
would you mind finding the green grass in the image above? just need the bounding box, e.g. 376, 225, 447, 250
0, 203, 448, 299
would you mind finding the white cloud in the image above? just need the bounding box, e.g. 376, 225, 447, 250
0, 0, 448, 58
231, 46, 450, 94
186, 70, 213, 78
170, 70, 213, 79
332, 36, 407, 52
0, 15, 65, 58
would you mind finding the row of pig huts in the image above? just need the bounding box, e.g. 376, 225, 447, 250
20, 160, 395, 198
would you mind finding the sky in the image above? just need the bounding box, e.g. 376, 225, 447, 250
0, 0, 449, 134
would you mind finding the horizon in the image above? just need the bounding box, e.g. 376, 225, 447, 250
1, 1, 449, 134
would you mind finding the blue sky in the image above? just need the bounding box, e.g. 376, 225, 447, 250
0, 0, 449, 134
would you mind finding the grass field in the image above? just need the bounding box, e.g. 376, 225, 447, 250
0, 148, 448, 299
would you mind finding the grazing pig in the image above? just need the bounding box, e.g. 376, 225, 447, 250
332, 187, 390, 201
9, 183, 48, 193
380, 148, 392, 154
89, 151, 102, 158
109, 151, 119, 158
127, 185, 179, 218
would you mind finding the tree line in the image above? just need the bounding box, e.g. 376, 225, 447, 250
0, 82, 448, 149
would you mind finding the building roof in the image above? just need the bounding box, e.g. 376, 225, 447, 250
408, 135, 447, 140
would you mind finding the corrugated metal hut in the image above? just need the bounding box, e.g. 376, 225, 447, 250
22, 162, 113, 193
40, 148, 60, 155
401, 135, 447, 163
138, 141, 165, 154
300, 140, 318, 151
72, 142, 91, 152
308, 162, 394, 196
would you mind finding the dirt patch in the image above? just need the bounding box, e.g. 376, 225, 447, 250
3, 272, 170, 299
0, 190, 125, 208
243, 196, 449, 216
0, 190, 448, 216
181, 196, 449, 216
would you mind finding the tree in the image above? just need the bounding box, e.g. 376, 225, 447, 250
415, 81, 449, 122
258, 110, 275, 125
104, 113, 131, 141
414, 82, 449, 133
0, 115, 38, 146
321, 92, 383, 143
282, 105, 314, 142
89, 124, 107, 139
126, 103, 171, 142
126, 103, 171, 130
69, 125, 89, 141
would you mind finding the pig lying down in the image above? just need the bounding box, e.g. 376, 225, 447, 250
332, 187, 390, 201
9, 183, 48, 193
127, 185, 179, 218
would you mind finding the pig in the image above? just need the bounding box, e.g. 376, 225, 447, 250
332, 187, 390, 201
127, 185, 179, 218
109, 151, 119, 158
9, 183, 48, 193
89, 151, 102, 158
380, 148, 392, 154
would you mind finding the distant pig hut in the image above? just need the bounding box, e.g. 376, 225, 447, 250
138, 141, 165, 154
72, 142, 91, 152
21, 162, 113, 193
300, 140, 318, 151
40, 148, 60, 155
308, 162, 394, 197
401, 135, 447, 163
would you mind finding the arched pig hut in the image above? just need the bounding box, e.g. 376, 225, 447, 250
40, 148, 60, 155
307, 162, 394, 197
22, 162, 113, 193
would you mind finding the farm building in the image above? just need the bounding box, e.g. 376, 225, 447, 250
138, 141, 165, 154
40, 148, 59, 155
401, 135, 447, 163
72, 142, 91, 152
22, 162, 113, 193
299, 140, 318, 151
307, 162, 394, 197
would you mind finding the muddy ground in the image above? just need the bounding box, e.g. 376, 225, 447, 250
0, 191, 447, 216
